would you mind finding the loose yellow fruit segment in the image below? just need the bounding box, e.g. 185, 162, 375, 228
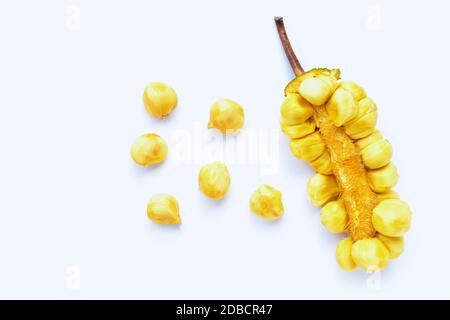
351, 238, 389, 271
307, 173, 339, 207
250, 184, 284, 221
336, 237, 357, 272
338, 80, 366, 101
147, 194, 181, 224
143, 82, 178, 118
326, 88, 358, 127
298, 74, 338, 106
372, 199, 412, 237
368, 162, 399, 193
275, 19, 411, 272
281, 119, 316, 139
321, 200, 348, 234
376, 190, 400, 201
280, 93, 314, 125
208, 99, 245, 133
290, 131, 326, 162
284, 68, 341, 96
130, 133, 168, 167
376, 234, 404, 259
355, 130, 383, 150
309, 150, 333, 175
345, 97, 378, 139
198, 162, 231, 200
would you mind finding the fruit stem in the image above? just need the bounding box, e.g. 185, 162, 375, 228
274, 17, 304, 76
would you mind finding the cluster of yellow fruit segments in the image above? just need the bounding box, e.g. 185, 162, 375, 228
131, 82, 176, 167
197, 162, 285, 223
147, 194, 181, 224
133, 85, 245, 170
135, 82, 284, 224
280, 68, 412, 272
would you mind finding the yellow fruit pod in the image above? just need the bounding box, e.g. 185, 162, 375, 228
344, 97, 378, 139
376, 190, 400, 201
143, 82, 178, 118
336, 237, 357, 272
372, 199, 412, 237
320, 200, 348, 234
147, 194, 181, 224
309, 150, 333, 175
367, 162, 399, 193
299, 74, 338, 106
284, 68, 341, 96
326, 88, 359, 126
280, 93, 314, 126
338, 80, 367, 101
290, 131, 326, 162
208, 99, 245, 133
360, 138, 393, 169
130, 133, 168, 167
355, 130, 383, 150
281, 119, 316, 139
198, 162, 231, 200
376, 234, 404, 259
351, 238, 389, 271
307, 173, 339, 207
250, 184, 284, 221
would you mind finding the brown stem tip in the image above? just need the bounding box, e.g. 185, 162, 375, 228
274, 16, 304, 76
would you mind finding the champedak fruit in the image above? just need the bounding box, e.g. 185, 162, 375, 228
275, 17, 412, 272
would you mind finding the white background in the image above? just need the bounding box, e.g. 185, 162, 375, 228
0, 0, 449, 299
